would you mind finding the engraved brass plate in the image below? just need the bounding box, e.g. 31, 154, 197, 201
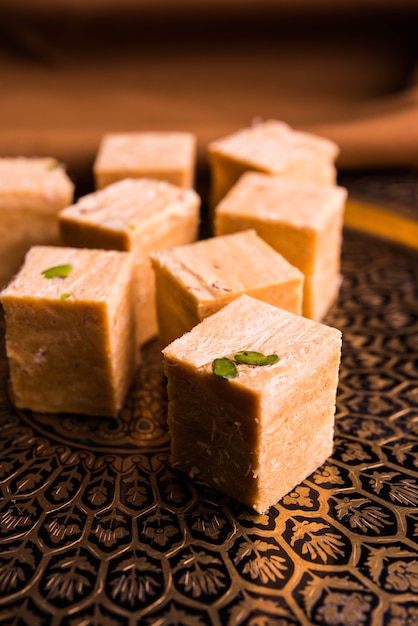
0, 226, 417, 625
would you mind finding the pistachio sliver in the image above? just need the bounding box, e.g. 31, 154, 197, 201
41, 264, 72, 279
234, 350, 279, 366
212, 357, 238, 379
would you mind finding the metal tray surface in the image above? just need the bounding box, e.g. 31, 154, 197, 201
0, 226, 417, 626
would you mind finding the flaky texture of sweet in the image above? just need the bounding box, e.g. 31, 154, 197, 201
163, 294, 342, 513
208, 119, 339, 206
0, 157, 74, 287
1, 245, 137, 417
215, 172, 347, 320
152, 229, 303, 346
59, 178, 200, 345
94, 131, 197, 189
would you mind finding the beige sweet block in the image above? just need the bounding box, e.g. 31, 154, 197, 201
215, 172, 347, 320
1, 246, 138, 417
304, 271, 343, 322
59, 178, 200, 345
94, 131, 197, 189
208, 119, 339, 207
151, 229, 304, 347
0, 157, 74, 288
163, 294, 342, 513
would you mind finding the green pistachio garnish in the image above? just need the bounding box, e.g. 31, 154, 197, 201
60, 293, 71, 301
212, 350, 279, 380
212, 357, 238, 379
234, 350, 279, 366
47, 160, 60, 170
41, 264, 72, 279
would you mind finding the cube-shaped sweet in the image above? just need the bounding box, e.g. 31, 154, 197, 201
59, 178, 200, 345
208, 119, 339, 207
151, 229, 304, 347
215, 172, 347, 320
0, 157, 74, 287
1, 245, 137, 417
304, 271, 343, 322
163, 294, 342, 513
94, 131, 197, 189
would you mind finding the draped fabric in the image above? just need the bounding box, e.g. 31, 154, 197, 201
0, 1, 417, 193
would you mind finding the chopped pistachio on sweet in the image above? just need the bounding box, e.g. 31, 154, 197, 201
234, 350, 279, 366
213, 350, 279, 379
41, 264, 73, 279
60, 293, 72, 301
212, 357, 238, 379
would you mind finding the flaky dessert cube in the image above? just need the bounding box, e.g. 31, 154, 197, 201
59, 178, 200, 345
304, 271, 343, 322
151, 229, 304, 347
163, 294, 342, 514
1, 246, 137, 417
94, 131, 197, 189
0, 157, 74, 288
215, 172, 347, 320
208, 119, 339, 206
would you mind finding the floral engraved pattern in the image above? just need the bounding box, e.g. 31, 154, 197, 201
41, 549, 99, 606
46, 460, 84, 503
13, 457, 57, 494
335, 440, 374, 464
0, 542, 38, 594
108, 553, 164, 609
223, 590, 298, 625
42, 505, 86, 547
0, 225, 417, 623
172, 548, 227, 600
316, 591, 372, 626
138, 507, 183, 551
282, 486, 317, 509
365, 545, 418, 591
386, 560, 418, 593
144, 601, 209, 626
232, 537, 290, 587
334, 496, 393, 534
185, 502, 234, 544
90, 509, 131, 551
390, 439, 418, 465
83, 463, 116, 509
0, 598, 51, 626
313, 464, 345, 486
300, 573, 373, 624
0, 498, 41, 539
365, 469, 418, 506
385, 602, 418, 626
157, 467, 195, 509
288, 519, 347, 563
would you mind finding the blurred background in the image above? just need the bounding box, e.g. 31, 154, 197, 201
0, 0, 417, 195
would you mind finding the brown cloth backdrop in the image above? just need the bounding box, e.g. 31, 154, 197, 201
1, 0, 417, 194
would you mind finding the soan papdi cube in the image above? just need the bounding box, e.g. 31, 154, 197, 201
1, 245, 137, 417
94, 131, 197, 189
215, 172, 347, 320
59, 178, 200, 345
151, 229, 304, 347
163, 294, 342, 513
208, 119, 339, 207
0, 157, 74, 288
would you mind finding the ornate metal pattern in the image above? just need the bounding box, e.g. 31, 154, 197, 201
0, 227, 417, 625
